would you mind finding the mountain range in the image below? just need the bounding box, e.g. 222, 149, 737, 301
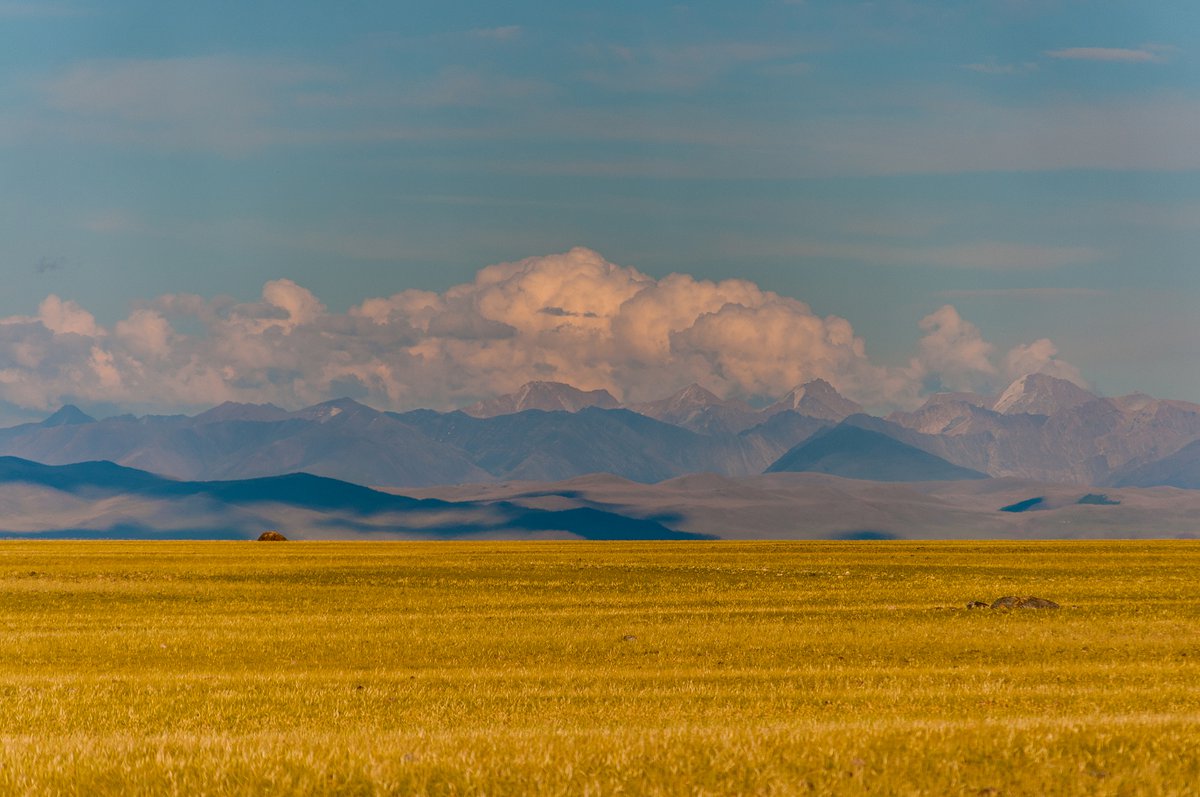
3, 453, 1198, 541
5, 373, 1200, 538
5, 374, 1200, 490
0, 456, 706, 540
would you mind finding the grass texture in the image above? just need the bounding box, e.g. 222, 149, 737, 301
1, 540, 1198, 795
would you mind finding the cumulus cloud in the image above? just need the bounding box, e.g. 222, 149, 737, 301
912, 305, 996, 392
37, 295, 103, 337
0, 248, 1085, 415
910, 305, 1087, 395
1002, 338, 1088, 387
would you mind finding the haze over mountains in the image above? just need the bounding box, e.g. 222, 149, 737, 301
6, 372, 1200, 539
3, 373, 1200, 492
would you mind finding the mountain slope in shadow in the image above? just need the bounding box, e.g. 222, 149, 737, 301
1109, 439, 1200, 489
765, 425, 989, 482
0, 457, 709, 540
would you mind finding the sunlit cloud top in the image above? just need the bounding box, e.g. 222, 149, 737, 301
1, 0, 1198, 412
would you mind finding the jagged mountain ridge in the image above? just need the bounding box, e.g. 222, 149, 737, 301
0, 400, 491, 487
3, 373, 1200, 488
629, 383, 762, 435
462, 381, 620, 417
885, 376, 1200, 485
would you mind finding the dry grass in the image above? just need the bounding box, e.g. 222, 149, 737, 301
1, 540, 1198, 795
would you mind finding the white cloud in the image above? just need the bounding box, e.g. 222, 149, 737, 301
912, 305, 996, 393
1002, 338, 1088, 387
909, 305, 1087, 395
115, 309, 172, 358
37, 295, 102, 337
0, 248, 1084, 414
1046, 46, 1172, 63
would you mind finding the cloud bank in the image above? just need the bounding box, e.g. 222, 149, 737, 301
0, 248, 1083, 415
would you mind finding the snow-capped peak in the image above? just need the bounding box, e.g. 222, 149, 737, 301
991, 373, 1095, 416
765, 379, 863, 421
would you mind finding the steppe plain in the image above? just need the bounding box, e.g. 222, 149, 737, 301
1, 540, 1198, 795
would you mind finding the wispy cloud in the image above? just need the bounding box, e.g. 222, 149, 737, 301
937, 288, 1108, 300
964, 60, 1038, 76
40, 56, 339, 154
1046, 45, 1174, 63
580, 41, 798, 92
783, 92, 1200, 176
722, 240, 1103, 270
758, 61, 812, 78
33, 55, 550, 154
81, 210, 143, 234
0, 2, 82, 17
413, 66, 555, 107
470, 25, 522, 41
908, 242, 1102, 270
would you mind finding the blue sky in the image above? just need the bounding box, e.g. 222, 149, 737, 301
1, 0, 1198, 416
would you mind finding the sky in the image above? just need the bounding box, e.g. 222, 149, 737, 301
1, 0, 1198, 421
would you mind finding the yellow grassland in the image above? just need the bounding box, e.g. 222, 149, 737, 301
1, 540, 1198, 795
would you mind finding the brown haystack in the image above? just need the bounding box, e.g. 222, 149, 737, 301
256, 530, 288, 541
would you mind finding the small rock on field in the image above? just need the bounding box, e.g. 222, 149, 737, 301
621, 634, 637, 642
990, 596, 1060, 610
966, 601, 990, 610
256, 530, 288, 541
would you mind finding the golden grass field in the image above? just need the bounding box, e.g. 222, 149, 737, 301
1, 540, 1198, 796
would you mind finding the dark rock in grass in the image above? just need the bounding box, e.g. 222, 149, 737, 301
256, 530, 288, 541
621, 634, 637, 642
966, 601, 990, 610
991, 595, 1060, 610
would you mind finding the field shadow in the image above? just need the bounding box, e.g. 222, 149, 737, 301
826, 530, 900, 540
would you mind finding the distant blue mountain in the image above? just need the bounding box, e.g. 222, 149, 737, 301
391, 407, 742, 482
1109, 438, 1200, 490
0, 456, 708, 540
39, 405, 95, 427
765, 424, 989, 482
0, 401, 490, 487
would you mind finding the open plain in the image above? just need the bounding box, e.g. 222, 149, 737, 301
1, 540, 1198, 795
